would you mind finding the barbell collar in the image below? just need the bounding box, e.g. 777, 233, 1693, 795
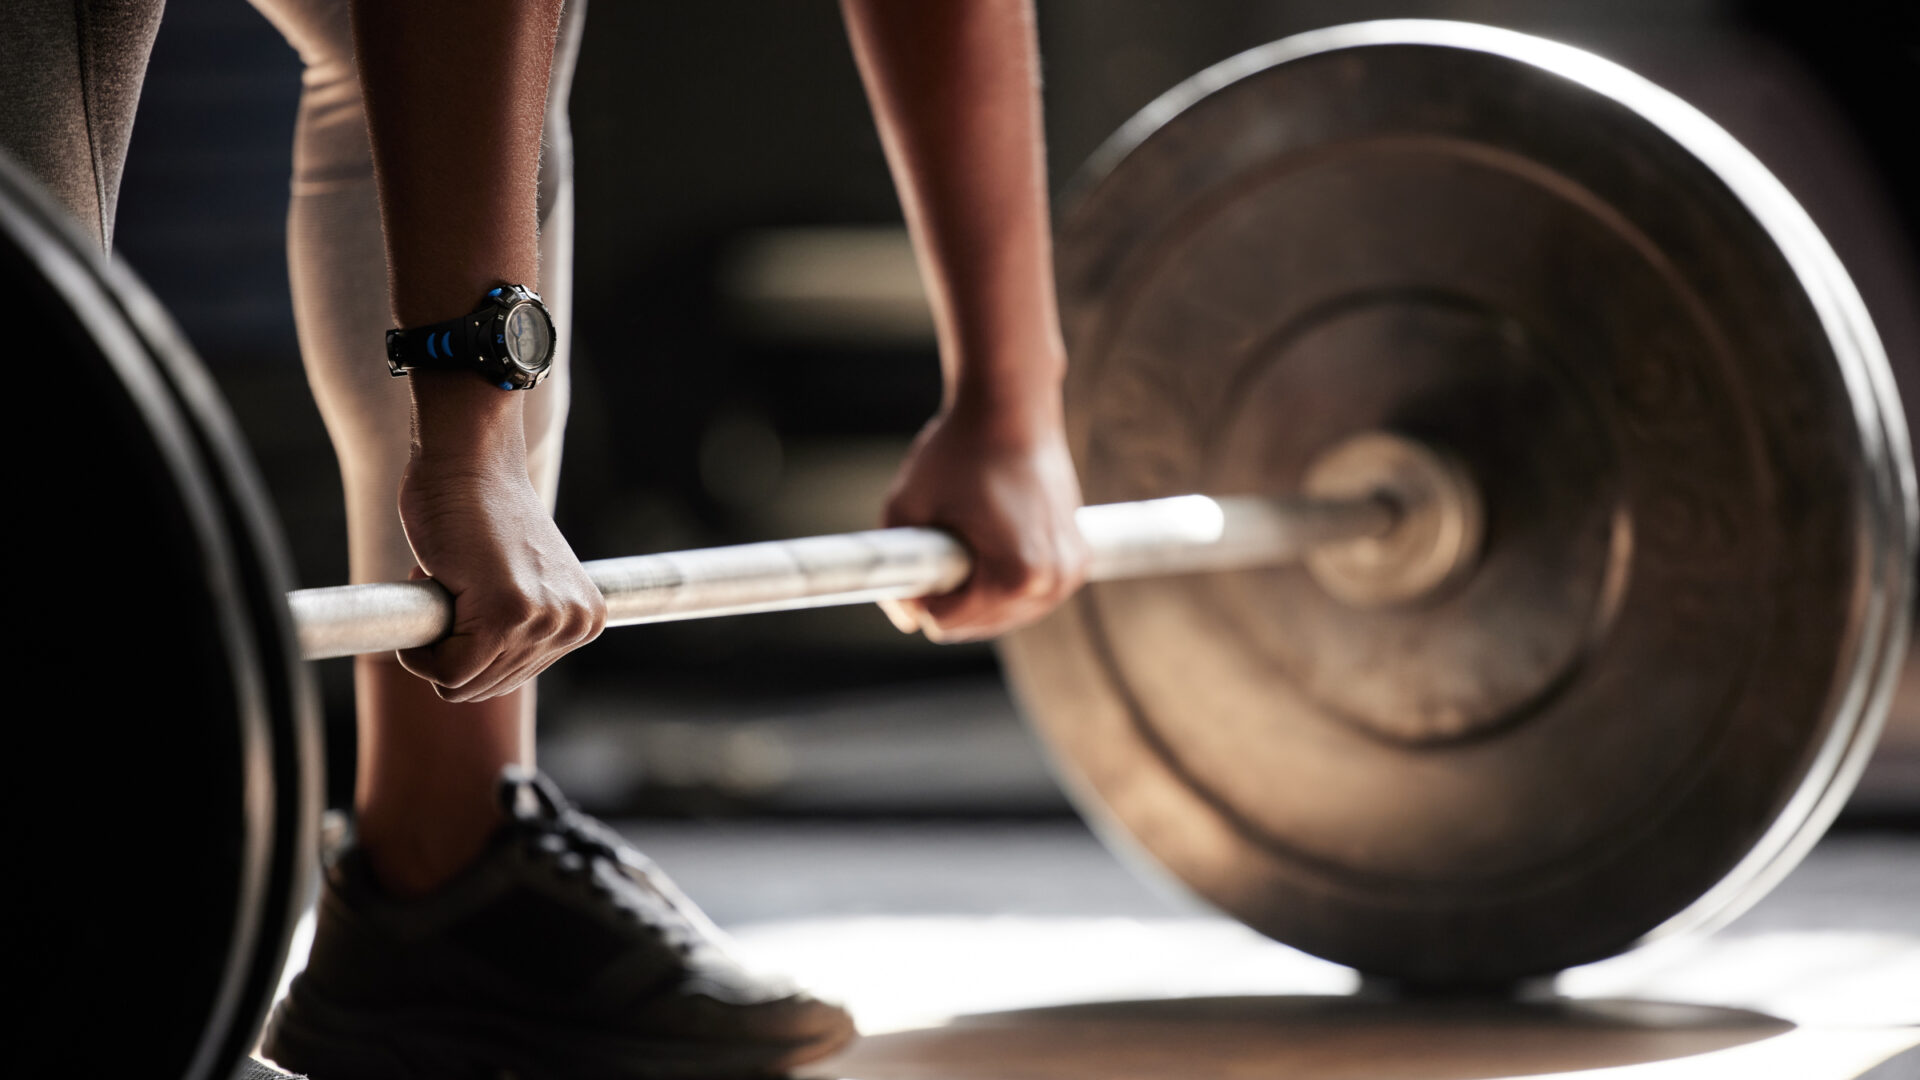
287, 490, 1404, 661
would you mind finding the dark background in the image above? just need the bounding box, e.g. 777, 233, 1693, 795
112, 0, 1919, 817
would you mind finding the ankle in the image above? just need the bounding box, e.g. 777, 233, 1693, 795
355, 808, 504, 898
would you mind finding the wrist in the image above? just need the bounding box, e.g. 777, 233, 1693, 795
409, 371, 528, 464
945, 336, 1066, 441
945, 376, 1066, 448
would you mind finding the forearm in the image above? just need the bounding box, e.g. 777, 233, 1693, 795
350, 0, 566, 445
841, 0, 1065, 433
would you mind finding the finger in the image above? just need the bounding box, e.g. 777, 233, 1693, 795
396, 632, 501, 692
435, 647, 532, 702
443, 608, 598, 701
876, 597, 925, 635
474, 624, 592, 700
920, 545, 1072, 641
920, 591, 1046, 643
513, 641, 587, 692
920, 580, 1046, 642
449, 654, 546, 703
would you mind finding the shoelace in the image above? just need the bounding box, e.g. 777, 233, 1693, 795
498, 767, 710, 958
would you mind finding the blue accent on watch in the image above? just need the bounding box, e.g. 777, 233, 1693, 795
498, 381, 515, 390
425, 333, 438, 359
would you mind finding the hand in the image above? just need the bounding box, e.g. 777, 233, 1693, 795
881, 399, 1089, 642
395, 432, 605, 702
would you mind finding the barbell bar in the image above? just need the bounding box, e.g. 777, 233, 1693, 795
289, 431, 1480, 660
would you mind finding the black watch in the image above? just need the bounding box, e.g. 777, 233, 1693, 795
385, 284, 555, 391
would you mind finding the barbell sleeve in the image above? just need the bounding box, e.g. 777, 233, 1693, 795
286, 492, 1397, 661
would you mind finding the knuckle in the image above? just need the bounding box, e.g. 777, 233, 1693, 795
467, 611, 523, 645
524, 607, 561, 640
501, 594, 539, 626
991, 557, 1038, 594
472, 584, 538, 626
1001, 563, 1051, 600
573, 592, 606, 629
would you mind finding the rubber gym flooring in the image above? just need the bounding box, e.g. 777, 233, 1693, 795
270, 820, 1919, 1079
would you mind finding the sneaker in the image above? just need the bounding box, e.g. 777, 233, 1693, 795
261, 769, 856, 1079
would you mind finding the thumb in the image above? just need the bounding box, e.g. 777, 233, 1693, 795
877, 596, 924, 635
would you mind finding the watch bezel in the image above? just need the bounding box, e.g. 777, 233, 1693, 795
476, 285, 555, 390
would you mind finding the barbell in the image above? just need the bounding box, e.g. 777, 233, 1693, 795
287, 430, 1480, 658
16, 18, 1916, 1080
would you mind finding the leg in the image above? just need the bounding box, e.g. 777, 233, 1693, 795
250, 0, 583, 895
253, 9, 856, 1073
0, 0, 167, 250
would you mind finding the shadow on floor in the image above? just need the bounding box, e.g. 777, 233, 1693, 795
804, 995, 1792, 1080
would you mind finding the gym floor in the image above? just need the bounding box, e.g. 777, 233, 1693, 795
269, 818, 1920, 1079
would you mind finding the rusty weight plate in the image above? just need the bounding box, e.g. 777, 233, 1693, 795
1000, 21, 1915, 983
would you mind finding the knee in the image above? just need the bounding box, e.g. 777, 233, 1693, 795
250, 0, 357, 100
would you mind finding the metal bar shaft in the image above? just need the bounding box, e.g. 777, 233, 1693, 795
287, 492, 1394, 660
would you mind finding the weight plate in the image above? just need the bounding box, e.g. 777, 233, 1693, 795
4, 148, 318, 1078
1001, 21, 1915, 983
126, 210, 324, 1074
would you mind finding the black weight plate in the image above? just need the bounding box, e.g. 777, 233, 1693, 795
1001, 21, 1915, 983
119, 216, 322, 1076
4, 148, 315, 1080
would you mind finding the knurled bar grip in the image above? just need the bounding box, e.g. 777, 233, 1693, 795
286, 493, 1395, 661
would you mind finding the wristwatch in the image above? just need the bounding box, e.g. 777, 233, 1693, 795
385, 284, 555, 390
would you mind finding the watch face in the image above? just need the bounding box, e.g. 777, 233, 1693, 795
503, 302, 552, 370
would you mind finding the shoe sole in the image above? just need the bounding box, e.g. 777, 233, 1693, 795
262, 981, 858, 1080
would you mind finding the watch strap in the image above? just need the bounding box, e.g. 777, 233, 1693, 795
386, 315, 476, 377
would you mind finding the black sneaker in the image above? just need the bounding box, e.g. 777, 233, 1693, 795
261, 769, 856, 1079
